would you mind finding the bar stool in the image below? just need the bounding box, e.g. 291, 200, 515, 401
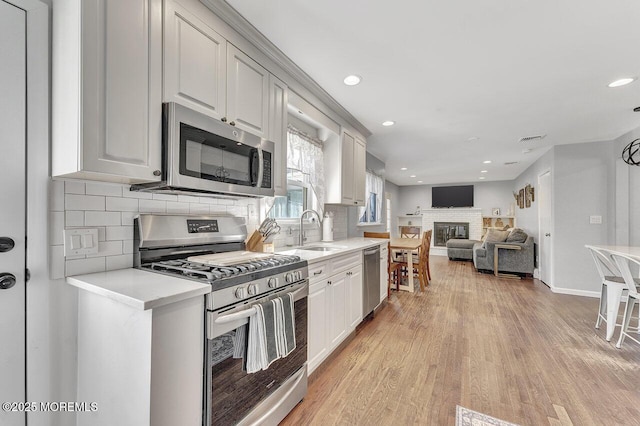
610, 253, 640, 349
587, 246, 626, 340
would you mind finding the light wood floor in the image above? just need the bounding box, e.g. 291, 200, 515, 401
282, 256, 640, 426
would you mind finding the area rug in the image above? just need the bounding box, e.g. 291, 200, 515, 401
456, 405, 520, 426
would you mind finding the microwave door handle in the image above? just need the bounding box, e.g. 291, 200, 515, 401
256, 148, 264, 188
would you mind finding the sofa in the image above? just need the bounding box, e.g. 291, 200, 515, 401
472, 232, 535, 276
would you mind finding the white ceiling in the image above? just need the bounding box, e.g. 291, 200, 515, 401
226, 0, 640, 186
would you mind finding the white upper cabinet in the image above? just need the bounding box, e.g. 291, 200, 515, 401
354, 136, 366, 205
163, 0, 226, 120
226, 44, 270, 139
324, 129, 367, 205
269, 75, 289, 196
52, 0, 163, 183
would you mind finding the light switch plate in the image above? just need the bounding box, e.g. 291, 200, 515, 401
589, 215, 602, 224
64, 228, 99, 256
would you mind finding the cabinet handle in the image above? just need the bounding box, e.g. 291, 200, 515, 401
313, 271, 322, 276
230, 121, 236, 126
328, 280, 332, 285
221, 117, 227, 122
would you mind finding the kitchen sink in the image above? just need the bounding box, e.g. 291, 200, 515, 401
299, 246, 339, 252
298, 245, 348, 252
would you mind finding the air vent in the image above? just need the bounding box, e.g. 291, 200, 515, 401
518, 135, 546, 143
504, 161, 519, 165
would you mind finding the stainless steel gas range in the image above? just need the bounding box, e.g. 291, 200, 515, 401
133, 214, 309, 426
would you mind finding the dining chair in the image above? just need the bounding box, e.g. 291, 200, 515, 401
610, 253, 640, 349
397, 230, 432, 291
399, 226, 421, 239
363, 232, 401, 297
587, 246, 626, 335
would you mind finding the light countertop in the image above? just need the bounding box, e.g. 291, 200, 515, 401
67, 268, 210, 311
66, 238, 387, 310
277, 237, 387, 264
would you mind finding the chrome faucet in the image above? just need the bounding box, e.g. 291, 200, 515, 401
299, 209, 322, 246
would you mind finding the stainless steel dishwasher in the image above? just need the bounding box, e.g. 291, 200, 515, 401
363, 246, 381, 316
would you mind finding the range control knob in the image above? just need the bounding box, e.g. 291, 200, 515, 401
234, 287, 246, 299
296, 271, 302, 280
285, 272, 293, 283
268, 278, 278, 288
247, 284, 258, 296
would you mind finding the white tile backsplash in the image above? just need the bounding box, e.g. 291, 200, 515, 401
105, 226, 134, 241
139, 199, 166, 213
65, 211, 85, 227
66, 194, 105, 211
86, 182, 123, 197
50, 180, 259, 278
85, 211, 121, 226
65, 257, 106, 276
106, 196, 138, 211
65, 181, 85, 194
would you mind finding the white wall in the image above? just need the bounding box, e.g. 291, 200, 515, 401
397, 181, 515, 219
512, 148, 554, 242
551, 142, 616, 294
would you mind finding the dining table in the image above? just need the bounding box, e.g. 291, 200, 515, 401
390, 237, 422, 293
585, 245, 640, 341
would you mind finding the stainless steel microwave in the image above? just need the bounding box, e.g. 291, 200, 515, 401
131, 103, 274, 198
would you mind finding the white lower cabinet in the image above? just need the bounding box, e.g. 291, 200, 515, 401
307, 252, 364, 374
327, 273, 348, 349
347, 265, 363, 330
307, 280, 329, 374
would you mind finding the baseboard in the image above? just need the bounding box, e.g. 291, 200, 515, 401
550, 286, 600, 298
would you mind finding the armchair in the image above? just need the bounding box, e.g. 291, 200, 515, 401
473, 236, 534, 276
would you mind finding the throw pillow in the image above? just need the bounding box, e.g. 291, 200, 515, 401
506, 227, 528, 243
482, 228, 510, 248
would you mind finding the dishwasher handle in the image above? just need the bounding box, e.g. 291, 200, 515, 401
363, 247, 380, 256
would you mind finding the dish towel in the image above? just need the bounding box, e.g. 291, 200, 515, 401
246, 294, 297, 373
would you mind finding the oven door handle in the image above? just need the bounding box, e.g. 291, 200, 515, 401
215, 306, 257, 324
207, 281, 308, 340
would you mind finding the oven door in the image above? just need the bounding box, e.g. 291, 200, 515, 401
165, 102, 274, 197
205, 281, 308, 426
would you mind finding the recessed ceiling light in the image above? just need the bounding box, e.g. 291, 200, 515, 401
480, 170, 488, 173
608, 77, 636, 88
483, 160, 492, 164
343, 75, 361, 86
468, 136, 479, 142
479, 177, 486, 180
382, 121, 395, 126
417, 180, 423, 183
522, 148, 532, 154
410, 175, 416, 178
400, 167, 407, 171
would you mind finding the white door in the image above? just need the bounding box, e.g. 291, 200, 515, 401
538, 171, 552, 286
0, 1, 27, 424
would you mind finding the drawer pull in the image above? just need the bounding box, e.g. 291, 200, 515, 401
313, 271, 323, 276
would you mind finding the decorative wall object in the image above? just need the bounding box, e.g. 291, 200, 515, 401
525, 184, 531, 208
622, 138, 640, 165
518, 189, 525, 208
492, 208, 500, 216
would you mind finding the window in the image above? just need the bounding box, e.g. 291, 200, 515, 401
386, 193, 391, 232
358, 171, 384, 224
268, 126, 324, 219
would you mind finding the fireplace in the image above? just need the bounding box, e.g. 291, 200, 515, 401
434, 222, 469, 246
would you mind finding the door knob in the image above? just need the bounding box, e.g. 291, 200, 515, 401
0, 273, 16, 290
545, 233, 551, 237
0, 237, 15, 252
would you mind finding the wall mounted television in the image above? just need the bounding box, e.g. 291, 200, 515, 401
432, 185, 474, 208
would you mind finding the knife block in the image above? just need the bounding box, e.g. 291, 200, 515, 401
246, 230, 264, 252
